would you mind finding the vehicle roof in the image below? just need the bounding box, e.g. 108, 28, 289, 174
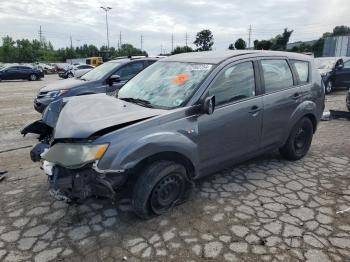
108, 57, 160, 64
162, 50, 313, 64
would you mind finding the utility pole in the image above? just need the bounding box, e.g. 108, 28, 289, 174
140, 35, 143, 51
38, 26, 43, 43
119, 32, 122, 48
248, 24, 252, 49
100, 6, 112, 49
160, 44, 163, 55
185, 32, 188, 48
171, 33, 174, 53
70, 35, 73, 49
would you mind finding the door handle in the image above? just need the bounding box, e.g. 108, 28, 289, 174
249, 105, 261, 114
292, 93, 301, 100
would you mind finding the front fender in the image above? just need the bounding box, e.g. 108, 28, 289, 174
98, 131, 199, 174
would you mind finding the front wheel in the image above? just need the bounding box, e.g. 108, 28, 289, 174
29, 74, 37, 81
68, 73, 74, 78
132, 161, 191, 219
325, 80, 333, 94
280, 117, 314, 161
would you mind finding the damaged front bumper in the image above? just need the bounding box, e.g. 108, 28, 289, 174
44, 161, 127, 203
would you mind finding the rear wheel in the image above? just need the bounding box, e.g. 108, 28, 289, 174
280, 117, 313, 161
29, 74, 37, 81
132, 161, 191, 219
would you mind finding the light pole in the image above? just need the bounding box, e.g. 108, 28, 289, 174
100, 6, 112, 49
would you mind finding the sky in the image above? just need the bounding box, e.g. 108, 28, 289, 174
0, 0, 349, 55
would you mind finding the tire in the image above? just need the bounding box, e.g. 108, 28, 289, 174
325, 80, 333, 94
68, 73, 74, 78
280, 117, 314, 161
29, 74, 37, 81
132, 161, 191, 219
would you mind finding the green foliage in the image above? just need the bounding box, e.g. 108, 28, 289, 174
254, 39, 273, 50
254, 28, 293, 51
194, 29, 214, 51
228, 43, 235, 50
0, 36, 147, 63
234, 38, 246, 50
171, 46, 193, 55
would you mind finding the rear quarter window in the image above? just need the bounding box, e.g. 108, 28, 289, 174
291, 60, 309, 84
261, 59, 294, 93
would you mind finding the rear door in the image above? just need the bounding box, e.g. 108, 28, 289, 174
334, 60, 350, 87
259, 58, 301, 149
4, 66, 18, 80
198, 59, 263, 173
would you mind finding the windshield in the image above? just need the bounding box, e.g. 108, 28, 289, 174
80, 62, 120, 81
314, 58, 337, 70
118, 61, 213, 109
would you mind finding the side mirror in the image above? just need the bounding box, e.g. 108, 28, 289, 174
335, 59, 344, 70
202, 96, 215, 115
109, 74, 121, 86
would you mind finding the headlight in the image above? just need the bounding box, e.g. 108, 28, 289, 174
45, 90, 68, 98
42, 143, 109, 168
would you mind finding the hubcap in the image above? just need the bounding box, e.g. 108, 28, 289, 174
150, 174, 183, 214
31, 75, 36, 80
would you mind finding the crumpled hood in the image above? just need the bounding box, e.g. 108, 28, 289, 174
39, 78, 90, 92
54, 94, 167, 139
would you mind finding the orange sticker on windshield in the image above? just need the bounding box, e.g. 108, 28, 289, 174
172, 74, 189, 85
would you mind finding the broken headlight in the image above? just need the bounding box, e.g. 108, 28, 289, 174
42, 143, 109, 168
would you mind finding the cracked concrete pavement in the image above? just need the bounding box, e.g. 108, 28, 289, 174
0, 75, 349, 261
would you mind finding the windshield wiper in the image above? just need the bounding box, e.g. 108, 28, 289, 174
119, 97, 154, 108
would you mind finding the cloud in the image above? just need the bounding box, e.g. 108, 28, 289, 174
0, 0, 349, 55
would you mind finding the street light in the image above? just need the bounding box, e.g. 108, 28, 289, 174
100, 6, 112, 49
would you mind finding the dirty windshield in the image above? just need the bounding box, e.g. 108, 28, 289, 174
118, 61, 213, 109
80, 61, 120, 81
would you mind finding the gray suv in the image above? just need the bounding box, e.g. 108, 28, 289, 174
29, 51, 324, 218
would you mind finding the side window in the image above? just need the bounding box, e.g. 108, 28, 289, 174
209, 61, 256, 106
118, 62, 144, 80
261, 59, 294, 93
291, 60, 309, 84
344, 60, 350, 69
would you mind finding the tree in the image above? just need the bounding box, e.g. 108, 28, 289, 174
332, 25, 350, 36
171, 46, 193, 55
271, 28, 293, 50
194, 29, 214, 51
114, 43, 148, 57
234, 38, 246, 50
0, 36, 16, 62
228, 43, 235, 50
254, 39, 273, 50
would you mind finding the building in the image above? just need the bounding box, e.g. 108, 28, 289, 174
323, 35, 350, 57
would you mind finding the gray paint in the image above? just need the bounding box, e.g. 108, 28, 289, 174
49, 51, 324, 179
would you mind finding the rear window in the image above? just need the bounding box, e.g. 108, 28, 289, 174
261, 59, 294, 93
291, 60, 309, 84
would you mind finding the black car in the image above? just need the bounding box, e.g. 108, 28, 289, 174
0, 66, 44, 81
58, 64, 94, 79
34, 57, 159, 113
315, 57, 350, 94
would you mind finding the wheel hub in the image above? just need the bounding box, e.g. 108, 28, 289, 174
151, 174, 183, 214
295, 127, 307, 149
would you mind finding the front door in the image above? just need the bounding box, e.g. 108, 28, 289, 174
198, 60, 263, 174
334, 60, 350, 87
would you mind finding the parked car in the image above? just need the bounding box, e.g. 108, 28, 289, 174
315, 57, 350, 94
34, 57, 159, 113
25, 51, 324, 218
73, 67, 94, 78
58, 64, 94, 79
0, 65, 44, 81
